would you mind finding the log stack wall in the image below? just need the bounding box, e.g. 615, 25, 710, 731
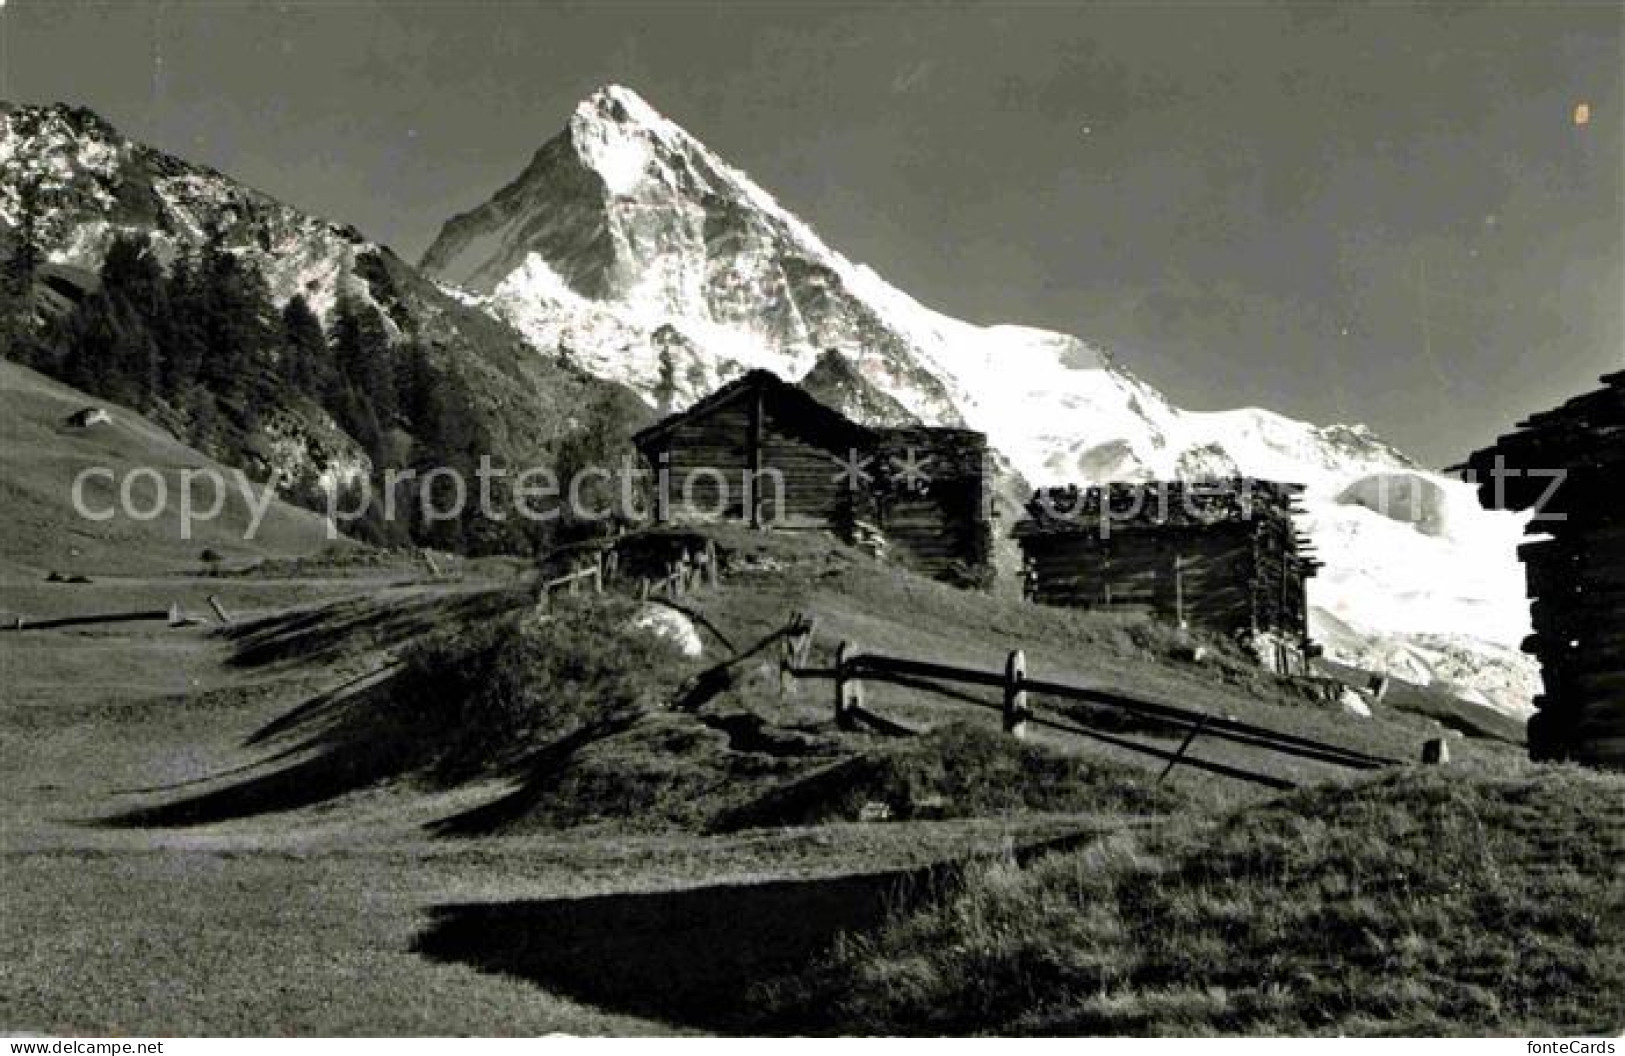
1463, 373, 1625, 767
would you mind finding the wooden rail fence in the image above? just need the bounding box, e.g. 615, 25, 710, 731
637, 540, 720, 601
781, 628, 1411, 790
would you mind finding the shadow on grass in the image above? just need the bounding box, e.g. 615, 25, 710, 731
224, 587, 525, 669
425, 716, 644, 838
99, 664, 443, 827
411, 824, 1125, 1032
411, 862, 960, 1033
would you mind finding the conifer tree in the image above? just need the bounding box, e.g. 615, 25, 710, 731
280, 295, 328, 395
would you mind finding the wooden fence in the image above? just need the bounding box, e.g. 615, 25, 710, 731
780, 628, 1410, 790
636, 540, 720, 601
537, 562, 605, 603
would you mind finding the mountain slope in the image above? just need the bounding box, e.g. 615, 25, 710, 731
0, 360, 337, 575
0, 102, 643, 482
421, 85, 1535, 715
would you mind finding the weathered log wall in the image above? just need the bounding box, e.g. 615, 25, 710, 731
646, 391, 752, 522
1462, 372, 1625, 768
634, 372, 994, 585
1014, 480, 1316, 647
869, 428, 992, 581
1021, 525, 1257, 636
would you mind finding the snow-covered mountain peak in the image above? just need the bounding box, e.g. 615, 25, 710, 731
566, 84, 690, 198
574, 83, 671, 130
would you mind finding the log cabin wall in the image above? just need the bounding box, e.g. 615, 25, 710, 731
758, 389, 865, 529
1462, 372, 1625, 768
633, 371, 995, 585
870, 428, 993, 581
1013, 480, 1317, 647
640, 389, 753, 523
1020, 524, 1258, 636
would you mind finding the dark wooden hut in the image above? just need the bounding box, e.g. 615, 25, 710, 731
1013, 480, 1320, 671
632, 370, 993, 583
1460, 371, 1625, 767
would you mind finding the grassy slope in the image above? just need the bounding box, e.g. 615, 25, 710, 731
0, 575, 1108, 1034
757, 767, 1625, 1036
0, 360, 339, 579
678, 526, 1527, 806
0, 521, 1594, 1036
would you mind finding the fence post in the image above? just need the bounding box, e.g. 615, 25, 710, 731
835, 641, 863, 728
796, 615, 818, 667
779, 610, 800, 697
640, 577, 651, 601
1003, 649, 1029, 738
1174, 553, 1186, 628
705, 539, 719, 587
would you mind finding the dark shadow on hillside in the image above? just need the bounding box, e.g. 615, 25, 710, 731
411, 823, 1124, 1032
424, 716, 645, 838
224, 587, 526, 668
99, 664, 444, 827
411, 863, 962, 1033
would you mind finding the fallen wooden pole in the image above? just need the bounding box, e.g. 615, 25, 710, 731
1023, 676, 1399, 768
1027, 713, 1296, 791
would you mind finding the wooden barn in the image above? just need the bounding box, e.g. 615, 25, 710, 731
632, 370, 993, 583
1013, 480, 1320, 671
1461, 371, 1625, 768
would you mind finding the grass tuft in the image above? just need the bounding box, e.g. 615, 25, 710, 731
755, 766, 1625, 1036
396, 595, 697, 778
718, 722, 1187, 830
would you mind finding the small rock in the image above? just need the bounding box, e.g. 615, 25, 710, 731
858, 801, 893, 823
65, 407, 111, 428
626, 603, 703, 657
1339, 688, 1373, 719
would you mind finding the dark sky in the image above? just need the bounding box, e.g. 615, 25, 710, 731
3, 1, 1620, 468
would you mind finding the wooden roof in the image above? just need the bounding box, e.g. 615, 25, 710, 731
632, 370, 989, 473
631, 369, 870, 450
1012, 479, 1309, 538
1460, 372, 1625, 513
